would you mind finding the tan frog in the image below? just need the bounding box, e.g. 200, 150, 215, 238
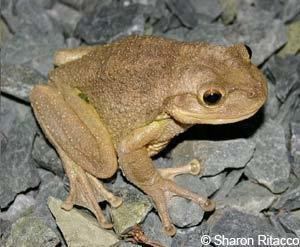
30, 35, 267, 236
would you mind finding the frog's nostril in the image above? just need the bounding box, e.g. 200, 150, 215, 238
202, 89, 222, 106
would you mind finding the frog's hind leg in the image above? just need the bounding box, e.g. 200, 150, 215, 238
30, 85, 122, 228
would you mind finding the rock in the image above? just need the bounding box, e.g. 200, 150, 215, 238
1, 64, 46, 102
110, 187, 152, 235
31, 0, 56, 9
189, 0, 222, 21
48, 197, 119, 247
34, 169, 68, 232
280, 0, 300, 23
0, 111, 40, 209
0, 219, 12, 246
278, 21, 300, 57
171, 139, 255, 176
213, 168, 245, 202
220, 0, 238, 25
166, 0, 198, 28
0, 194, 36, 221
291, 122, 300, 177
218, 181, 276, 214
59, 0, 105, 13
261, 80, 281, 120
169, 197, 204, 228
265, 55, 300, 102
272, 180, 300, 211
75, 3, 145, 44
0, 96, 30, 137
32, 134, 64, 177
47, 3, 82, 36
278, 211, 300, 237
208, 208, 283, 246
65, 37, 81, 48
142, 212, 172, 247
5, 215, 60, 247
0, 18, 12, 47
245, 121, 291, 193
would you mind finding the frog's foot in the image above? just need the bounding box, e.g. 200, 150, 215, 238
59, 149, 122, 229
143, 174, 215, 236
158, 159, 204, 181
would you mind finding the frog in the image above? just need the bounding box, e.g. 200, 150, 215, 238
30, 35, 267, 236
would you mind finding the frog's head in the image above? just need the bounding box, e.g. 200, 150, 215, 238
165, 43, 268, 124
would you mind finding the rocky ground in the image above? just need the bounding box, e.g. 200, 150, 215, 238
0, 0, 300, 246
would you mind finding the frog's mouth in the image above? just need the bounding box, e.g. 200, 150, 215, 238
169, 106, 261, 125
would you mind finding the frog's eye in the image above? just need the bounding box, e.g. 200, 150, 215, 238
203, 89, 222, 106
244, 45, 252, 59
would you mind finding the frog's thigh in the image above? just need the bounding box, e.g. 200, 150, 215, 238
30, 84, 117, 179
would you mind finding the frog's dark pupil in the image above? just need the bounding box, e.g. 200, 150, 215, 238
203, 90, 222, 105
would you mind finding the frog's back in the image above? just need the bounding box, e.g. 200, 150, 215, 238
49, 36, 183, 141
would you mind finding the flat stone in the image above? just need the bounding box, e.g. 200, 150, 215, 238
265, 55, 300, 102
0, 111, 40, 209
272, 180, 300, 211
245, 121, 291, 193
0, 194, 36, 222
278, 211, 300, 237
142, 212, 172, 247
213, 168, 245, 202
291, 122, 300, 177
48, 197, 119, 247
208, 208, 283, 245
0, 18, 12, 47
280, 0, 300, 23
5, 215, 60, 247
111, 187, 152, 235
218, 181, 276, 214
167, 0, 198, 28
171, 139, 255, 176
75, 3, 145, 44
189, 0, 222, 21
32, 135, 64, 177
1, 64, 46, 102
261, 80, 281, 120
278, 21, 300, 57
47, 3, 82, 36
34, 170, 68, 232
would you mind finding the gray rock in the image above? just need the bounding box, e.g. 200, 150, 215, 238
65, 37, 81, 48
265, 55, 300, 102
213, 168, 244, 201
110, 187, 152, 235
172, 224, 211, 247
0, 18, 12, 47
5, 215, 60, 247
166, 0, 198, 28
280, 0, 300, 23
1, 27, 64, 76
218, 181, 276, 214
278, 211, 300, 237
208, 208, 284, 246
169, 197, 204, 228
171, 139, 255, 176
272, 180, 300, 211
220, 0, 238, 25
34, 169, 68, 232
142, 212, 172, 247
291, 122, 300, 177
75, 3, 145, 44
48, 197, 119, 247
1, 64, 46, 102
0, 96, 30, 137
0, 219, 12, 246
200, 172, 226, 197
59, 0, 107, 13
189, 0, 222, 21
47, 3, 82, 36
31, 0, 56, 9
245, 121, 291, 193
0, 194, 36, 222
261, 80, 281, 120
0, 111, 40, 209
32, 135, 64, 177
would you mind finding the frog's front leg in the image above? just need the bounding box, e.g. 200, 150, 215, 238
30, 84, 122, 228
117, 121, 215, 236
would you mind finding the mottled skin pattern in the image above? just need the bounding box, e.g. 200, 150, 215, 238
30, 35, 267, 236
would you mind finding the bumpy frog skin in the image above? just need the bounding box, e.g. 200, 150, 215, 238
30, 35, 267, 236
